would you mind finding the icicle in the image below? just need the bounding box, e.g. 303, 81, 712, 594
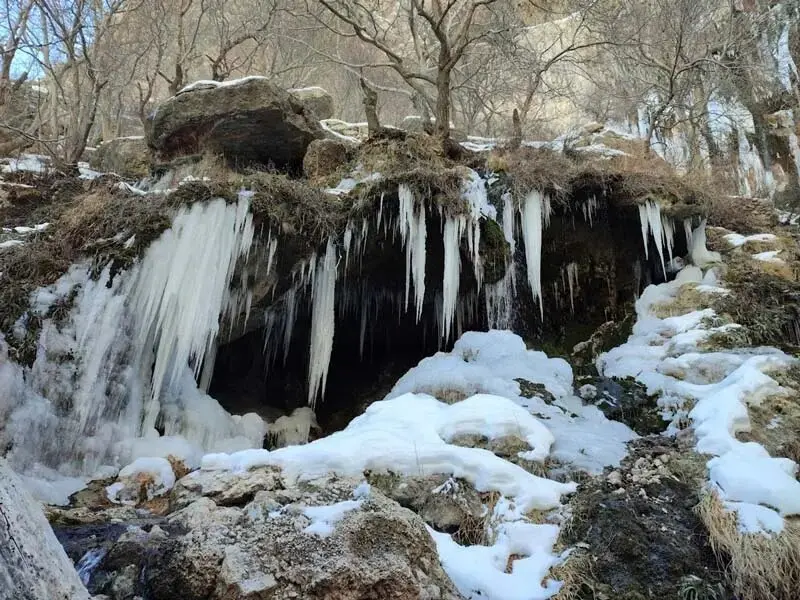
359, 302, 368, 360
501, 192, 516, 254
484, 267, 514, 329
442, 216, 465, 342
566, 262, 579, 314
638, 204, 649, 259
398, 184, 427, 320
519, 191, 548, 319
343, 222, 353, 272
661, 216, 675, 265
307, 239, 338, 407
645, 201, 667, 277
377, 192, 384, 229
282, 287, 298, 365
683, 218, 693, 247
133, 193, 254, 408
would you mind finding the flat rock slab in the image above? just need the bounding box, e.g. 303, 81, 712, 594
146, 78, 324, 173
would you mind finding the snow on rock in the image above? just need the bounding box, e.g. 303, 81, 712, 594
177, 75, 268, 94
203, 391, 575, 512
753, 250, 783, 263
106, 457, 177, 504
430, 521, 563, 600
389, 330, 573, 402
0, 458, 91, 600
1, 153, 51, 174
723, 232, 777, 248
301, 486, 368, 537
599, 264, 800, 530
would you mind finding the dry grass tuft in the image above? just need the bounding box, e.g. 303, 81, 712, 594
549, 550, 595, 600
355, 132, 450, 176
708, 195, 778, 234
492, 146, 574, 199
487, 146, 714, 218
696, 490, 800, 600
651, 283, 717, 318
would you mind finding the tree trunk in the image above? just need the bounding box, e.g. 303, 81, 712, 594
434, 68, 451, 141
509, 108, 522, 149
360, 76, 381, 138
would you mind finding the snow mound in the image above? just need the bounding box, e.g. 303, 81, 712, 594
389, 330, 573, 401
203, 391, 574, 512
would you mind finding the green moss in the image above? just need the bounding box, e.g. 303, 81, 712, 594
479, 218, 510, 284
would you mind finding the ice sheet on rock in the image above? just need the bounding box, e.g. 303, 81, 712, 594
388, 330, 573, 402
202, 392, 575, 512
429, 521, 562, 600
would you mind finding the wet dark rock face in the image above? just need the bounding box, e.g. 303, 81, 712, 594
558, 436, 730, 600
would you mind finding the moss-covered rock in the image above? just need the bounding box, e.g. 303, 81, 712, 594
90, 137, 150, 179
479, 218, 510, 284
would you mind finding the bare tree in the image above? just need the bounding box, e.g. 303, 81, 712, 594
314, 0, 512, 141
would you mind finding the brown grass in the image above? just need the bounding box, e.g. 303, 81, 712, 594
486, 146, 714, 219
549, 550, 595, 600
708, 195, 778, 234
697, 490, 800, 600
651, 282, 717, 318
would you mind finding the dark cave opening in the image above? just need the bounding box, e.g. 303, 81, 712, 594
208, 187, 692, 438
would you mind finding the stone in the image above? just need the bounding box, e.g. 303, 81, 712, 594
146, 78, 324, 173
288, 86, 334, 120
89, 137, 150, 179
302, 139, 349, 180
0, 458, 91, 600
607, 470, 623, 487
170, 466, 282, 510
126, 476, 462, 600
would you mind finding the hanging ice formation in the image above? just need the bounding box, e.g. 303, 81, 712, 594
398, 184, 427, 322
441, 216, 466, 342
636, 200, 675, 277
566, 262, 579, 314
519, 190, 552, 319
307, 239, 338, 407
0, 192, 269, 482
132, 195, 254, 425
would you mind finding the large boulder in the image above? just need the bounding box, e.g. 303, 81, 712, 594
303, 138, 350, 180
145, 78, 324, 173
73, 470, 462, 600
289, 86, 334, 120
0, 458, 91, 600
89, 137, 150, 179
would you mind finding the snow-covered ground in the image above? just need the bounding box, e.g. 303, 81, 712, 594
600, 258, 800, 534
200, 329, 637, 599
